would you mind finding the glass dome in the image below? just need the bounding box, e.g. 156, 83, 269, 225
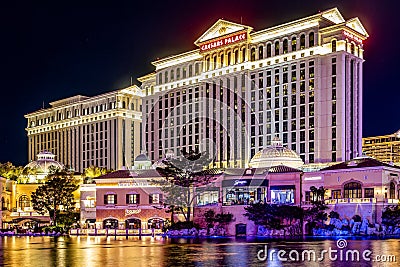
24, 151, 64, 174
249, 137, 304, 169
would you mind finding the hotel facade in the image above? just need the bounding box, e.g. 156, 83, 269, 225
139, 8, 369, 167
24, 86, 143, 172
362, 129, 400, 166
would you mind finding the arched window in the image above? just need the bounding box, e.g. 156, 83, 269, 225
103, 218, 119, 229
182, 66, 186, 78
283, 39, 288, 54
344, 182, 362, 198
1, 197, 5, 210
351, 43, 355, 55
213, 54, 217, 69
241, 48, 246, 62
266, 43, 272, 57
274, 41, 280, 56
125, 218, 141, 229
158, 73, 162, 84
18, 195, 31, 210
332, 40, 337, 52
300, 34, 305, 49
227, 51, 231, 65
188, 65, 193, 77
170, 69, 174, 81
176, 68, 180, 79
309, 32, 315, 47
194, 63, 199, 75
148, 218, 164, 229
291, 36, 297, 51
206, 57, 210, 71
219, 53, 224, 67
122, 101, 126, 109
164, 71, 168, 83
234, 50, 239, 64
250, 47, 256, 61
390, 182, 396, 199
258, 46, 264, 59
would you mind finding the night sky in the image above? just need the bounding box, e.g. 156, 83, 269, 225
1, 1, 398, 166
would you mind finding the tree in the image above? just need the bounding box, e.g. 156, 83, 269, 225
84, 165, 112, 183
304, 186, 328, 229
244, 203, 303, 235
203, 209, 233, 235
155, 149, 223, 222
0, 162, 23, 181
382, 204, 400, 227
30, 170, 79, 227
244, 202, 282, 230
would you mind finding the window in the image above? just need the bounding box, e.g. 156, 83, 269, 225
267, 43, 272, 57
364, 188, 374, 198
390, 182, 396, 199
126, 194, 140, 204
258, 46, 264, 59
309, 32, 314, 47
332, 190, 341, 199
300, 34, 305, 49
274, 41, 280, 56
104, 194, 117, 205
18, 195, 30, 210
332, 40, 337, 52
343, 182, 362, 198
291, 36, 297, 51
149, 193, 162, 204
250, 47, 256, 61
283, 39, 288, 54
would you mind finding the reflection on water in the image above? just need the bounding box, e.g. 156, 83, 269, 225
0, 236, 399, 266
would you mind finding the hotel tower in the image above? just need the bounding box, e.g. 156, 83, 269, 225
139, 8, 369, 168
25, 86, 143, 172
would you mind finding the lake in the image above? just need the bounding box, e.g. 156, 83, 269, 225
0, 236, 399, 266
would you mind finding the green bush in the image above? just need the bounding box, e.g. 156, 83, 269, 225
168, 221, 199, 230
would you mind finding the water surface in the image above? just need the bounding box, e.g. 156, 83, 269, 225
1, 236, 398, 266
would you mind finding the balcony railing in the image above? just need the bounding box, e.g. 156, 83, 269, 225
10, 211, 50, 217
325, 198, 376, 204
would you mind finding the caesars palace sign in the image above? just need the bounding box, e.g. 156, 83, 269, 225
200, 31, 247, 52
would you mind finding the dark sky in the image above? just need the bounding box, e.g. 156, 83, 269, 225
1, 1, 398, 166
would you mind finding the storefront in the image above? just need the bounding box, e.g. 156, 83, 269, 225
270, 185, 295, 204
195, 187, 219, 206
222, 179, 268, 205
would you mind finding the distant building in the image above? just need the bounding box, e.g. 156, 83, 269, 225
139, 7, 369, 167
362, 129, 400, 166
25, 86, 143, 172
1, 151, 82, 229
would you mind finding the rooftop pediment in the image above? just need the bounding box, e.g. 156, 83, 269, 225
321, 7, 345, 24
345, 17, 369, 37
194, 19, 253, 46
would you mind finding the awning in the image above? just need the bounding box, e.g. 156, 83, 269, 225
222, 179, 268, 187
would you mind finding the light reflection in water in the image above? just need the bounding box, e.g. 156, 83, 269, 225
0, 236, 399, 267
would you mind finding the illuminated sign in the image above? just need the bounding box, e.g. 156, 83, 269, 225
343, 31, 363, 44
125, 209, 141, 216
234, 180, 248, 186
200, 31, 247, 52
118, 181, 149, 187
304, 176, 322, 181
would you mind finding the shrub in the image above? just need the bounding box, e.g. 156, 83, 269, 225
328, 211, 340, 219
168, 221, 199, 230
352, 215, 362, 222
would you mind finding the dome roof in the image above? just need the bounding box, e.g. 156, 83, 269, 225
249, 137, 304, 169
24, 151, 64, 174
135, 153, 150, 162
